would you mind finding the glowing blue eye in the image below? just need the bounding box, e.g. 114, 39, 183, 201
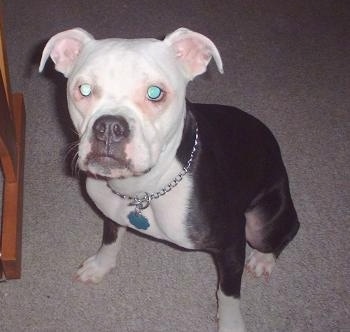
147, 86, 163, 101
79, 83, 92, 97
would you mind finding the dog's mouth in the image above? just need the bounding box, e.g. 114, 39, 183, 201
89, 153, 130, 168
85, 153, 130, 176
83, 153, 152, 179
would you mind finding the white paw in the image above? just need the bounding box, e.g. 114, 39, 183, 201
75, 254, 116, 284
245, 250, 275, 279
218, 319, 246, 332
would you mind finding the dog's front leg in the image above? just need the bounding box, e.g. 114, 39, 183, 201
214, 239, 246, 332
75, 219, 126, 283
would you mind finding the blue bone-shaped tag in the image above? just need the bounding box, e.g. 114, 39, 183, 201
128, 211, 150, 230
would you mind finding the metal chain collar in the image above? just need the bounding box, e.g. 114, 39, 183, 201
107, 126, 199, 212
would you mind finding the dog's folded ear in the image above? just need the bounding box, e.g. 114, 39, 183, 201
164, 27, 224, 81
39, 28, 94, 77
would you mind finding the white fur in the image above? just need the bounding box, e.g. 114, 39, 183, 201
86, 159, 194, 250
39, 28, 222, 180
77, 143, 195, 284
217, 288, 246, 332
245, 250, 276, 278
76, 227, 126, 283
68, 42, 188, 178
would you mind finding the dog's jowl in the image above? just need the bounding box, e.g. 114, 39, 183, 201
40, 27, 299, 332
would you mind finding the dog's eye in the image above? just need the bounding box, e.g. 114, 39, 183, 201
79, 83, 92, 97
147, 86, 164, 101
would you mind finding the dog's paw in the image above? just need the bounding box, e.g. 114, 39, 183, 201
245, 250, 275, 280
218, 317, 246, 332
75, 254, 116, 284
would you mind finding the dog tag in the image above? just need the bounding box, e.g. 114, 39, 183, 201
128, 211, 150, 230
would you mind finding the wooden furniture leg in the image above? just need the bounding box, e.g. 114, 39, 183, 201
0, 8, 25, 280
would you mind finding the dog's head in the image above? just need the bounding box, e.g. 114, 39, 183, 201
39, 28, 223, 178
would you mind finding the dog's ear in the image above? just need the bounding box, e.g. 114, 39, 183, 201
164, 27, 223, 80
39, 28, 94, 77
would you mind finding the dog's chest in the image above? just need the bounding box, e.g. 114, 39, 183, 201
86, 175, 195, 249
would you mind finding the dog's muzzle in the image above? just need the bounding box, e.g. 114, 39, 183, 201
85, 115, 132, 175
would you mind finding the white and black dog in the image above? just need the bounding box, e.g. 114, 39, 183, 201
39, 28, 299, 331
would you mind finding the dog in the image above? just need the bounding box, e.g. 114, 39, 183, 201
39, 27, 299, 331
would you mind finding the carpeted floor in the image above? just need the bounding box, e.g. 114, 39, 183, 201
1, 1, 349, 331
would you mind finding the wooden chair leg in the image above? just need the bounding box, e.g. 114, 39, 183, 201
0, 92, 25, 279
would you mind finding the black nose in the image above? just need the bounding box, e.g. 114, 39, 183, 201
92, 115, 130, 143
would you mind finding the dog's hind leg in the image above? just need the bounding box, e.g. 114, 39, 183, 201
245, 178, 299, 279
75, 219, 126, 283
